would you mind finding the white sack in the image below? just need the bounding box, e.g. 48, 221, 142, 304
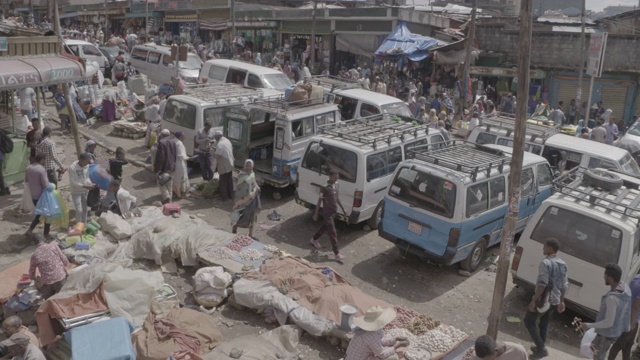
103, 268, 164, 327
98, 211, 133, 240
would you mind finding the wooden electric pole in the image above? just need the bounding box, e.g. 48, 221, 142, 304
486, 0, 532, 339
54, 0, 82, 157
460, 0, 477, 120
575, 0, 586, 124
310, 0, 319, 70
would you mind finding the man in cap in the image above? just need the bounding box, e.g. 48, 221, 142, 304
212, 130, 235, 201
2, 316, 39, 349
345, 306, 410, 360
154, 129, 177, 204
0, 333, 45, 360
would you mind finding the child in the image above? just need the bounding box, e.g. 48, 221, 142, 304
109, 147, 128, 181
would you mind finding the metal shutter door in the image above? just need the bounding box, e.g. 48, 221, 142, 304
599, 84, 628, 121
557, 80, 577, 106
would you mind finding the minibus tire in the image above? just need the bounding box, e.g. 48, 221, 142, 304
460, 238, 487, 272
583, 168, 622, 191
367, 202, 383, 230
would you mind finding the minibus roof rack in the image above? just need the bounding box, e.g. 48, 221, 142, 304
317, 114, 429, 150
306, 75, 361, 91
553, 167, 640, 226
408, 143, 511, 182
183, 83, 267, 104
248, 96, 328, 112
480, 113, 560, 142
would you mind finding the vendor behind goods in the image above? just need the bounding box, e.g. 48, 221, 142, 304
345, 306, 410, 360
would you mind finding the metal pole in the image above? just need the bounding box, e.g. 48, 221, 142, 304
310, 0, 319, 70
104, 0, 109, 41
575, 0, 586, 124
486, 0, 532, 339
460, 0, 477, 119
145, 0, 149, 42
230, 0, 235, 57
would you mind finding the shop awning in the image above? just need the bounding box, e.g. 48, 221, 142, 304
375, 22, 441, 61
336, 34, 381, 57
0, 56, 85, 91
125, 11, 163, 18
199, 18, 230, 31
165, 13, 198, 22
59, 12, 79, 19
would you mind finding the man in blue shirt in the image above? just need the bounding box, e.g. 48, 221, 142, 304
430, 93, 442, 114
613, 273, 640, 359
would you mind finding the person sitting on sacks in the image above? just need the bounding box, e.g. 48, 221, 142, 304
0, 317, 40, 357
345, 306, 410, 360
0, 333, 45, 360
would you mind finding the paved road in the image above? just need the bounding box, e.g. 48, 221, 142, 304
0, 107, 591, 359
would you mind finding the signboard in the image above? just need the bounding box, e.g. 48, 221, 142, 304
586, 32, 607, 77
0, 38, 7, 52
469, 66, 545, 79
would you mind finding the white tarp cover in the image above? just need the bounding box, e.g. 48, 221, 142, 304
103, 268, 164, 326
232, 278, 334, 336
127, 216, 232, 267
204, 325, 302, 360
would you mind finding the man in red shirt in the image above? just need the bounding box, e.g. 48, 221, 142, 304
29, 235, 68, 298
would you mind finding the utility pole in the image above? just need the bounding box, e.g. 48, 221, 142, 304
54, 0, 82, 157
575, 0, 586, 124
460, 0, 477, 120
104, 0, 109, 40
486, 0, 532, 339
230, 0, 236, 57
145, 0, 149, 42
310, 0, 319, 70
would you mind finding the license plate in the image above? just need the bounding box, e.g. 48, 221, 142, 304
408, 221, 422, 235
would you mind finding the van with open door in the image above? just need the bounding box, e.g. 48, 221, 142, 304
129, 43, 203, 85
378, 143, 555, 272
296, 115, 443, 229
512, 167, 640, 318
64, 39, 108, 73
222, 98, 340, 189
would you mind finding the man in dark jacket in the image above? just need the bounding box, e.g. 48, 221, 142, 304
154, 129, 177, 204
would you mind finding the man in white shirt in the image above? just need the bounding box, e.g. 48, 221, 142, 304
18, 87, 36, 117
68, 153, 97, 224
107, 180, 137, 218
591, 121, 607, 143
471, 335, 528, 360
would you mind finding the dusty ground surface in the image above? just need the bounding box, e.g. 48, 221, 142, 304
0, 101, 596, 359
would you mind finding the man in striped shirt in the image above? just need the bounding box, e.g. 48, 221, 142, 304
35, 127, 65, 187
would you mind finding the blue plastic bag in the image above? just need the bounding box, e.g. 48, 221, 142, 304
35, 183, 62, 218
88, 163, 113, 191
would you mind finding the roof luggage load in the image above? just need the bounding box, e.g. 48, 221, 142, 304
317, 114, 430, 150
306, 75, 361, 91
481, 112, 560, 142
407, 142, 511, 181
182, 83, 276, 104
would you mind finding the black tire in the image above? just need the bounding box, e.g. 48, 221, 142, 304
460, 238, 487, 272
367, 202, 383, 230
583, 168, 622, 191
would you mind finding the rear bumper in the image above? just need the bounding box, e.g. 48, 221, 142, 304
257, 173, 292, 189
378, 223, 456, 265
294, 191, 360, 224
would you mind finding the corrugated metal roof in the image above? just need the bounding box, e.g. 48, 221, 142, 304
551, 26, 597, 33
537, 16, 595, 25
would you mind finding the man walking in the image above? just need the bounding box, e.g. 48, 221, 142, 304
195, 122, 215, 181
154, 129, 177, 204
550, 102, 566, 125
36, 127, 65, 187
605, 117, 619, 145
525, 238, 568, 359
213, 130, 235, 201
310, 169, 348, 262
608, 273, 640, 360
592, 121, 607, 143
580, 264, 632, 360
29, 234, 68, 299
18, 87, 36, 117
25, 154, 51, 238
26, 118, 40, 163
68, 153, 96, 225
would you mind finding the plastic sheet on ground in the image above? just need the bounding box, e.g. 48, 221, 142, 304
99, 211, 133, 240
64, 317, 136, 360
233, 278, 333, 336
127, 215, 232, 267
204, 325, 301, 360
103, 267, 164, 327
62, 231, 118, 263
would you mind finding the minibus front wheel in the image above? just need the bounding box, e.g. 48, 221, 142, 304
460, 238, 487, 272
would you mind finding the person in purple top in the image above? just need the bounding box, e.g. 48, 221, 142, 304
612, 274, 640, 359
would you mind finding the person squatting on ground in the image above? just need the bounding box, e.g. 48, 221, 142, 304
471, 335, 527, 360
310, 169, 348, 262
524, 238, 568, 359
29, 234, 68, 299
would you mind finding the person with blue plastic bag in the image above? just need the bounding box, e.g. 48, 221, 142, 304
25, 154, 52, 239
69, 153, 97, 225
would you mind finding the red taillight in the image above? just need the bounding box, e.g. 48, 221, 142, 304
448, 228, 460, 247
283, 165, 291, 177
353, 190, 363, 208
512, 246, 523, 272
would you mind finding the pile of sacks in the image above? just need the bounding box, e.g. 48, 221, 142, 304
288, 83, 324, 104
193, 267, 232, 309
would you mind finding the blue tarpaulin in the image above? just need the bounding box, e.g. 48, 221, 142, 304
375, 22, 439, 61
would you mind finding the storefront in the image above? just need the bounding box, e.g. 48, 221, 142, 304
469, 66, 546, 104
334, 20, 394, 70
279, 20, 331, 67
198, 9, 231, 43
234, 21, 278, 55
548, 72, 637, 124
164, 12, 198, 41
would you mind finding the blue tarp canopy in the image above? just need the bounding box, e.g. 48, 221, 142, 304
375, 22, 440, 61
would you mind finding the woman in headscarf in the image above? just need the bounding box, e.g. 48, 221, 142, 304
254, 52, 262, 66
427, 109, 439, 128
601, 108, 613, 122
414, 97, 427, 118
231, 159, 261, 239
172, 131, 190, 199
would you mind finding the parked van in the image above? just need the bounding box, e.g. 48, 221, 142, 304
129, 43, 203, 85
222, 98, 340, 188
307, 76, 413, 120
199, 59, 293, 91
378, 143, 555, 272
512, 167, 640, 318
467, 114, 640, 177
296, 115, 445, 229
161, 84, 282, 156
64, 40, 108, 73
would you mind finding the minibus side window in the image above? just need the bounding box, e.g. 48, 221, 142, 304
301, 142, 357, 183
489, 177, 505, 209
477, 132, 497, 145
131, 48, 148, 61
163, 100, 196, 130
466, 182, 489, 217
208, 65, 227, 81
147, 51, 161, 64
521, 168, 534, 197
